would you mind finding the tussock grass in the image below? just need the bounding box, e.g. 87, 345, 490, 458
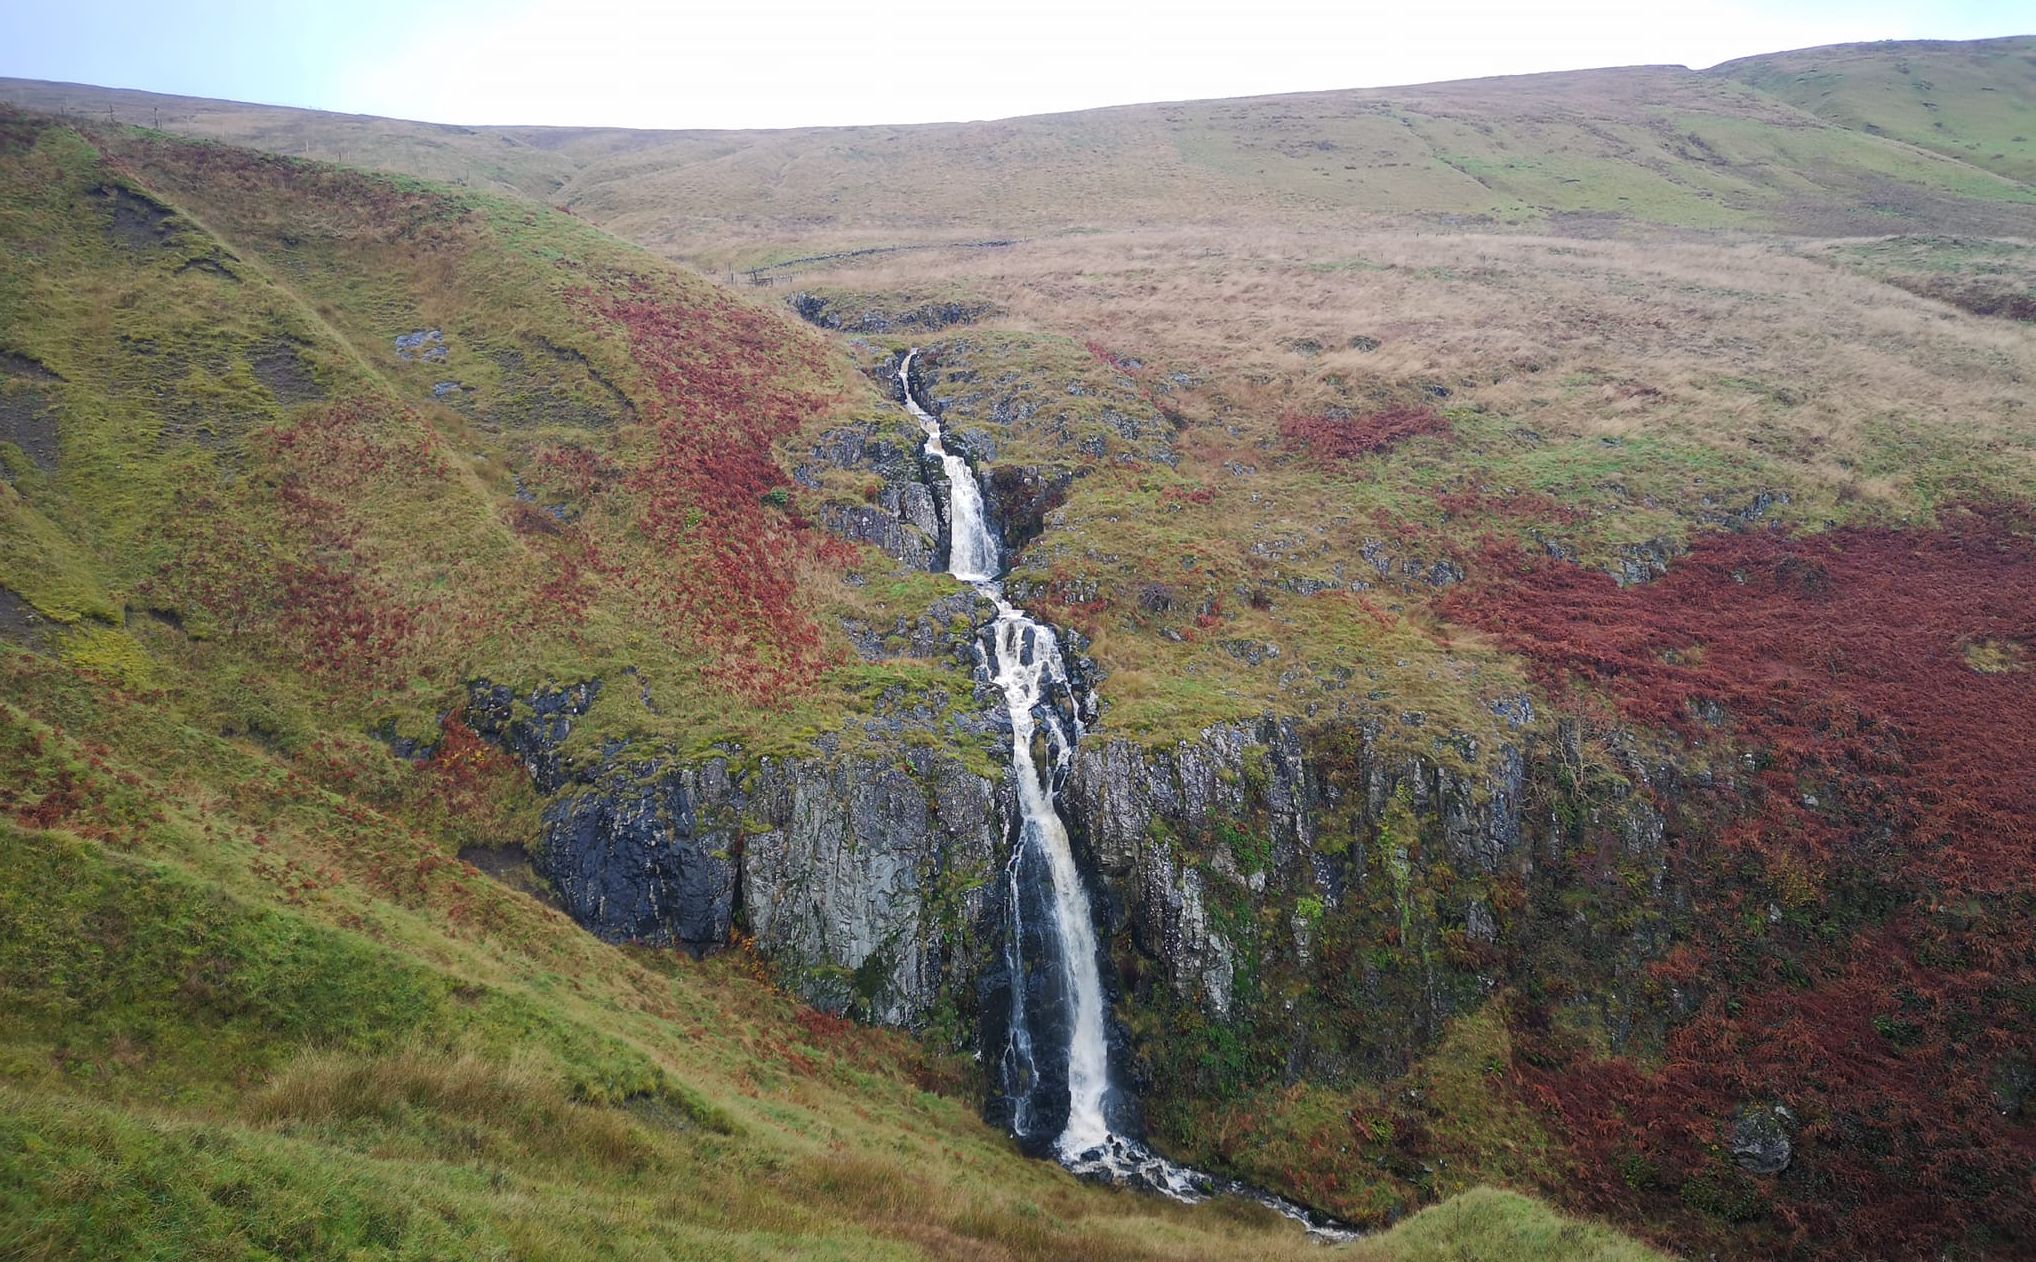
245, 1046, 664, 1173
0, 662, 1670, 1260
780, 219, 2035, 757
1352, 1187, 1672, 1262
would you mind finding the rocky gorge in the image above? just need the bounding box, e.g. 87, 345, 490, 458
462, 335, 1699, 1211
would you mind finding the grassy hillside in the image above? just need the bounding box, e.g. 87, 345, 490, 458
0, 101, 1017, 761
1716, 35, 2036, 184
0, 110, 1674, 1261
6, 36, 2036, 1261
7, 34, 2034, 267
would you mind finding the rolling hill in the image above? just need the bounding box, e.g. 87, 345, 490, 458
6, 34, 2034, 263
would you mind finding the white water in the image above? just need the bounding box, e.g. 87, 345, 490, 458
900, 351, 1354, 1238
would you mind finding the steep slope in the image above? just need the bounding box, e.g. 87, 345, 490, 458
7, 39, 2036, 1262
0, 109, 1678, 1261
774, 225, 2036, 1260
1714, 35, 2036, 185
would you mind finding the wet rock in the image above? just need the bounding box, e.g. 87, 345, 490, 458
463, 675, 1004, 1025
983, 464, 1073, 560
541, 758, 739, 949
465, 677, 602, 794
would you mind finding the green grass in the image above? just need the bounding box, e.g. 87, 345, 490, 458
0, 668, 1669, 1260
0, 110, 1002, 769
0, 108, 1676, 1262
1717, 36, 2036, 186
1358, 1187, 1672, 1262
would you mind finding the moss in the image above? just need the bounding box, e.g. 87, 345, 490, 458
57, 624, 153, 688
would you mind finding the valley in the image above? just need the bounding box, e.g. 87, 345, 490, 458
2, 33, 2034, 1262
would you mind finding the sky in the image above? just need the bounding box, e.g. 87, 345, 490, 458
1, 0, 2027, 130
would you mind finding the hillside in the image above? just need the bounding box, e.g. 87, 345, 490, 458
1716, 35, 2036, 184
5, 33, 2036, 1262
7, 35, 2035, 263
0, 107, 1687, 1260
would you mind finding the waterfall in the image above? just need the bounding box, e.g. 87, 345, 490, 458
899, 350, 1353, 1238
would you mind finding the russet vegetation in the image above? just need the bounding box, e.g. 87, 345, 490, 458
4, 32, 2034, 1261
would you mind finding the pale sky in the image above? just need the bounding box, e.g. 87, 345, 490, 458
1, 0, 2027, 130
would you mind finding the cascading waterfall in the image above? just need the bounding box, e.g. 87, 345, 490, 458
900, 350, 1354, 1238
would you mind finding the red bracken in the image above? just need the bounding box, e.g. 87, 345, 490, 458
1440, 506, 2036, 1260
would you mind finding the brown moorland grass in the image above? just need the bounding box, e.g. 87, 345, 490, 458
808, 226, 2036, 508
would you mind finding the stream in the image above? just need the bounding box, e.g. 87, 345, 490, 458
899, 350, 1355, 1241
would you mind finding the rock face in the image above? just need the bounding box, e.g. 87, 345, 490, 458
1064, 710, 1682, 1095
466, 678, 1007, 1027
789, 291, 996, 334
469, 677, 1694, 1170
796, 416, 947, 573
466, 337, 1698, 1155
466, 677, 602, 794
1729, 1104, 1795, 1175
538, 759, 740, 948
740, 749, 1005, 1024
840, 589, 984, 662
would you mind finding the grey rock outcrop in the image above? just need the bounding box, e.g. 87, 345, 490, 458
539, 757, 740, 949
740, 749, 1005, 1025
1064, 709, 1677, 1089
466, 678, 1006, 1027
798, 417, 947, 572
1729, 1104, 1796, 1175
790, 291, 996, 334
